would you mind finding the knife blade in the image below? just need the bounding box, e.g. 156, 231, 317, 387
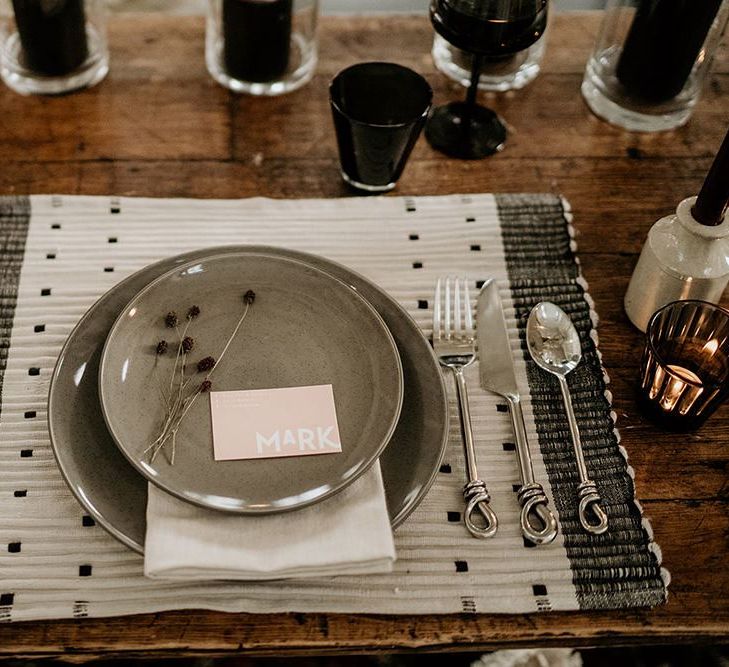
476, 279, 519, 398
476, 279, 559, 545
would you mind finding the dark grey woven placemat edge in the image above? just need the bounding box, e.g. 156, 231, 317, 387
495, 193, 670, 610
0, 196, 31, 425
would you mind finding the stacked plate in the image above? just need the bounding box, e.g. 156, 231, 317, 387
48, 246, 449, 553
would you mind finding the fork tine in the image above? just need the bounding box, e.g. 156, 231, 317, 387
444, 276, 452, 340
433, 278, 442, 341
463, 278, 474, 337
454, 277, 462, 338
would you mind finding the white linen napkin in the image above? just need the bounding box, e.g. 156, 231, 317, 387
144, 463, 396, 580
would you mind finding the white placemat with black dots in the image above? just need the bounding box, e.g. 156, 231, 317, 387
0, 194, 667, 622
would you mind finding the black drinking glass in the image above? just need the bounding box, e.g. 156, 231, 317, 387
330, 62, 433, 193
426, 0, 548, 159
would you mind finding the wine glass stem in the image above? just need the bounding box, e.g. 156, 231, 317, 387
462, 53, 483, 129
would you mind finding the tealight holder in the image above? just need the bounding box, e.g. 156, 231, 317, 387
639, 300, 729, 431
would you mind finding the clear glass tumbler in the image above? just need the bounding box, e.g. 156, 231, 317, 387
0, 0, 108, 95
432, 30, 547, 92
206, 0, 318, 96
639, 300, 729, 431
582, 0, 729, 132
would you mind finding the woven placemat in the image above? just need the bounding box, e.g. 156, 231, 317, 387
0, 193, 668, 622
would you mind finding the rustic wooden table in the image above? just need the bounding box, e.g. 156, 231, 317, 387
1, 11, 728, 661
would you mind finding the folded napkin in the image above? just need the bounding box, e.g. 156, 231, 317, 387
144, 463, 396, 581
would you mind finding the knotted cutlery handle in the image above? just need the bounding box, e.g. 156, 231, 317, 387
517, 483, 558, 545
577, 480, 609, 535
463, 479, 498, 539
453, 368, 498, 539
507, 396, 558, 545
557, 375, 609, 536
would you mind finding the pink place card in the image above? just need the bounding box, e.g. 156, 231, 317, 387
209, 384, 343, 461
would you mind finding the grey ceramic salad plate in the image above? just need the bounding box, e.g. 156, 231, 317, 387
98, 251, 404, 514
48, 246, 449, 552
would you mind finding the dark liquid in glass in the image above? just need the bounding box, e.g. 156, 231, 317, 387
223, 0, 292, 83
12, 0, 88, 77
430, 0, 548, 56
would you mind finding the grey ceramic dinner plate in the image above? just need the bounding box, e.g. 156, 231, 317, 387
48, 246, 448, 552
98, 251, 404, 514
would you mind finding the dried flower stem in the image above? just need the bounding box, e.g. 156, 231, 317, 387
147, 296, 255, 464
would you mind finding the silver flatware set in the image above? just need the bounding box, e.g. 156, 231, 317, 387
433, 276, 608, 544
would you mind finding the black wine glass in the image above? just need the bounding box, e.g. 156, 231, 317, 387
425, 0, 548, 159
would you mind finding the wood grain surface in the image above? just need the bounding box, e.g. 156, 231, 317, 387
0, 11, 728, 660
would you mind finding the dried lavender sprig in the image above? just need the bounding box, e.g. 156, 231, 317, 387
155, 296, 256, 458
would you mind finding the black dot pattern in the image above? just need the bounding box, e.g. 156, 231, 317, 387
23, 411, 36, 419
7, 542, 20, 553
447, 512, 461, 523
33, 324, 45, 333
502, 442, 515, 451
417, 300, 428, 309
82, 516, 95, 527
20, 449, 32, 458
79, 565, 92, 577
455, 560, 469, 573
40, 288, 51, 296
532, 584, 548, 596
28, 368, 40, 376
409, 234, 419, 240
439, 464, 452, 474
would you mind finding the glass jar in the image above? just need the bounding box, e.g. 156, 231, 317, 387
432, 30, 547, 92
582, 0, 729, 132
206, 0, 318, 96
0, 0, 108, 95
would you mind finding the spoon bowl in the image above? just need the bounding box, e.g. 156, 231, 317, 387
526, 302, 582, 376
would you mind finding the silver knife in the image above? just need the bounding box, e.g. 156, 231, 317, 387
477, 279, 558, 546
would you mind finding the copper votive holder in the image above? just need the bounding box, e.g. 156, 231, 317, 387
639, 300, 729, 431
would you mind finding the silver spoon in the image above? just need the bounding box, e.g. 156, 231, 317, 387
526, 302, 609, 536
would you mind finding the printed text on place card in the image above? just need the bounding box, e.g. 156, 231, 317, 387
209, 385, 342, 461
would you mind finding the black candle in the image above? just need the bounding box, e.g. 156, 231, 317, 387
693, 126, 729, 226
616, 0, 723, 103
12, 0, 88, 77
223, 0, 292, 83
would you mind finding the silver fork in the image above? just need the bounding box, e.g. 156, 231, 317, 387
433, 276, 498, 539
